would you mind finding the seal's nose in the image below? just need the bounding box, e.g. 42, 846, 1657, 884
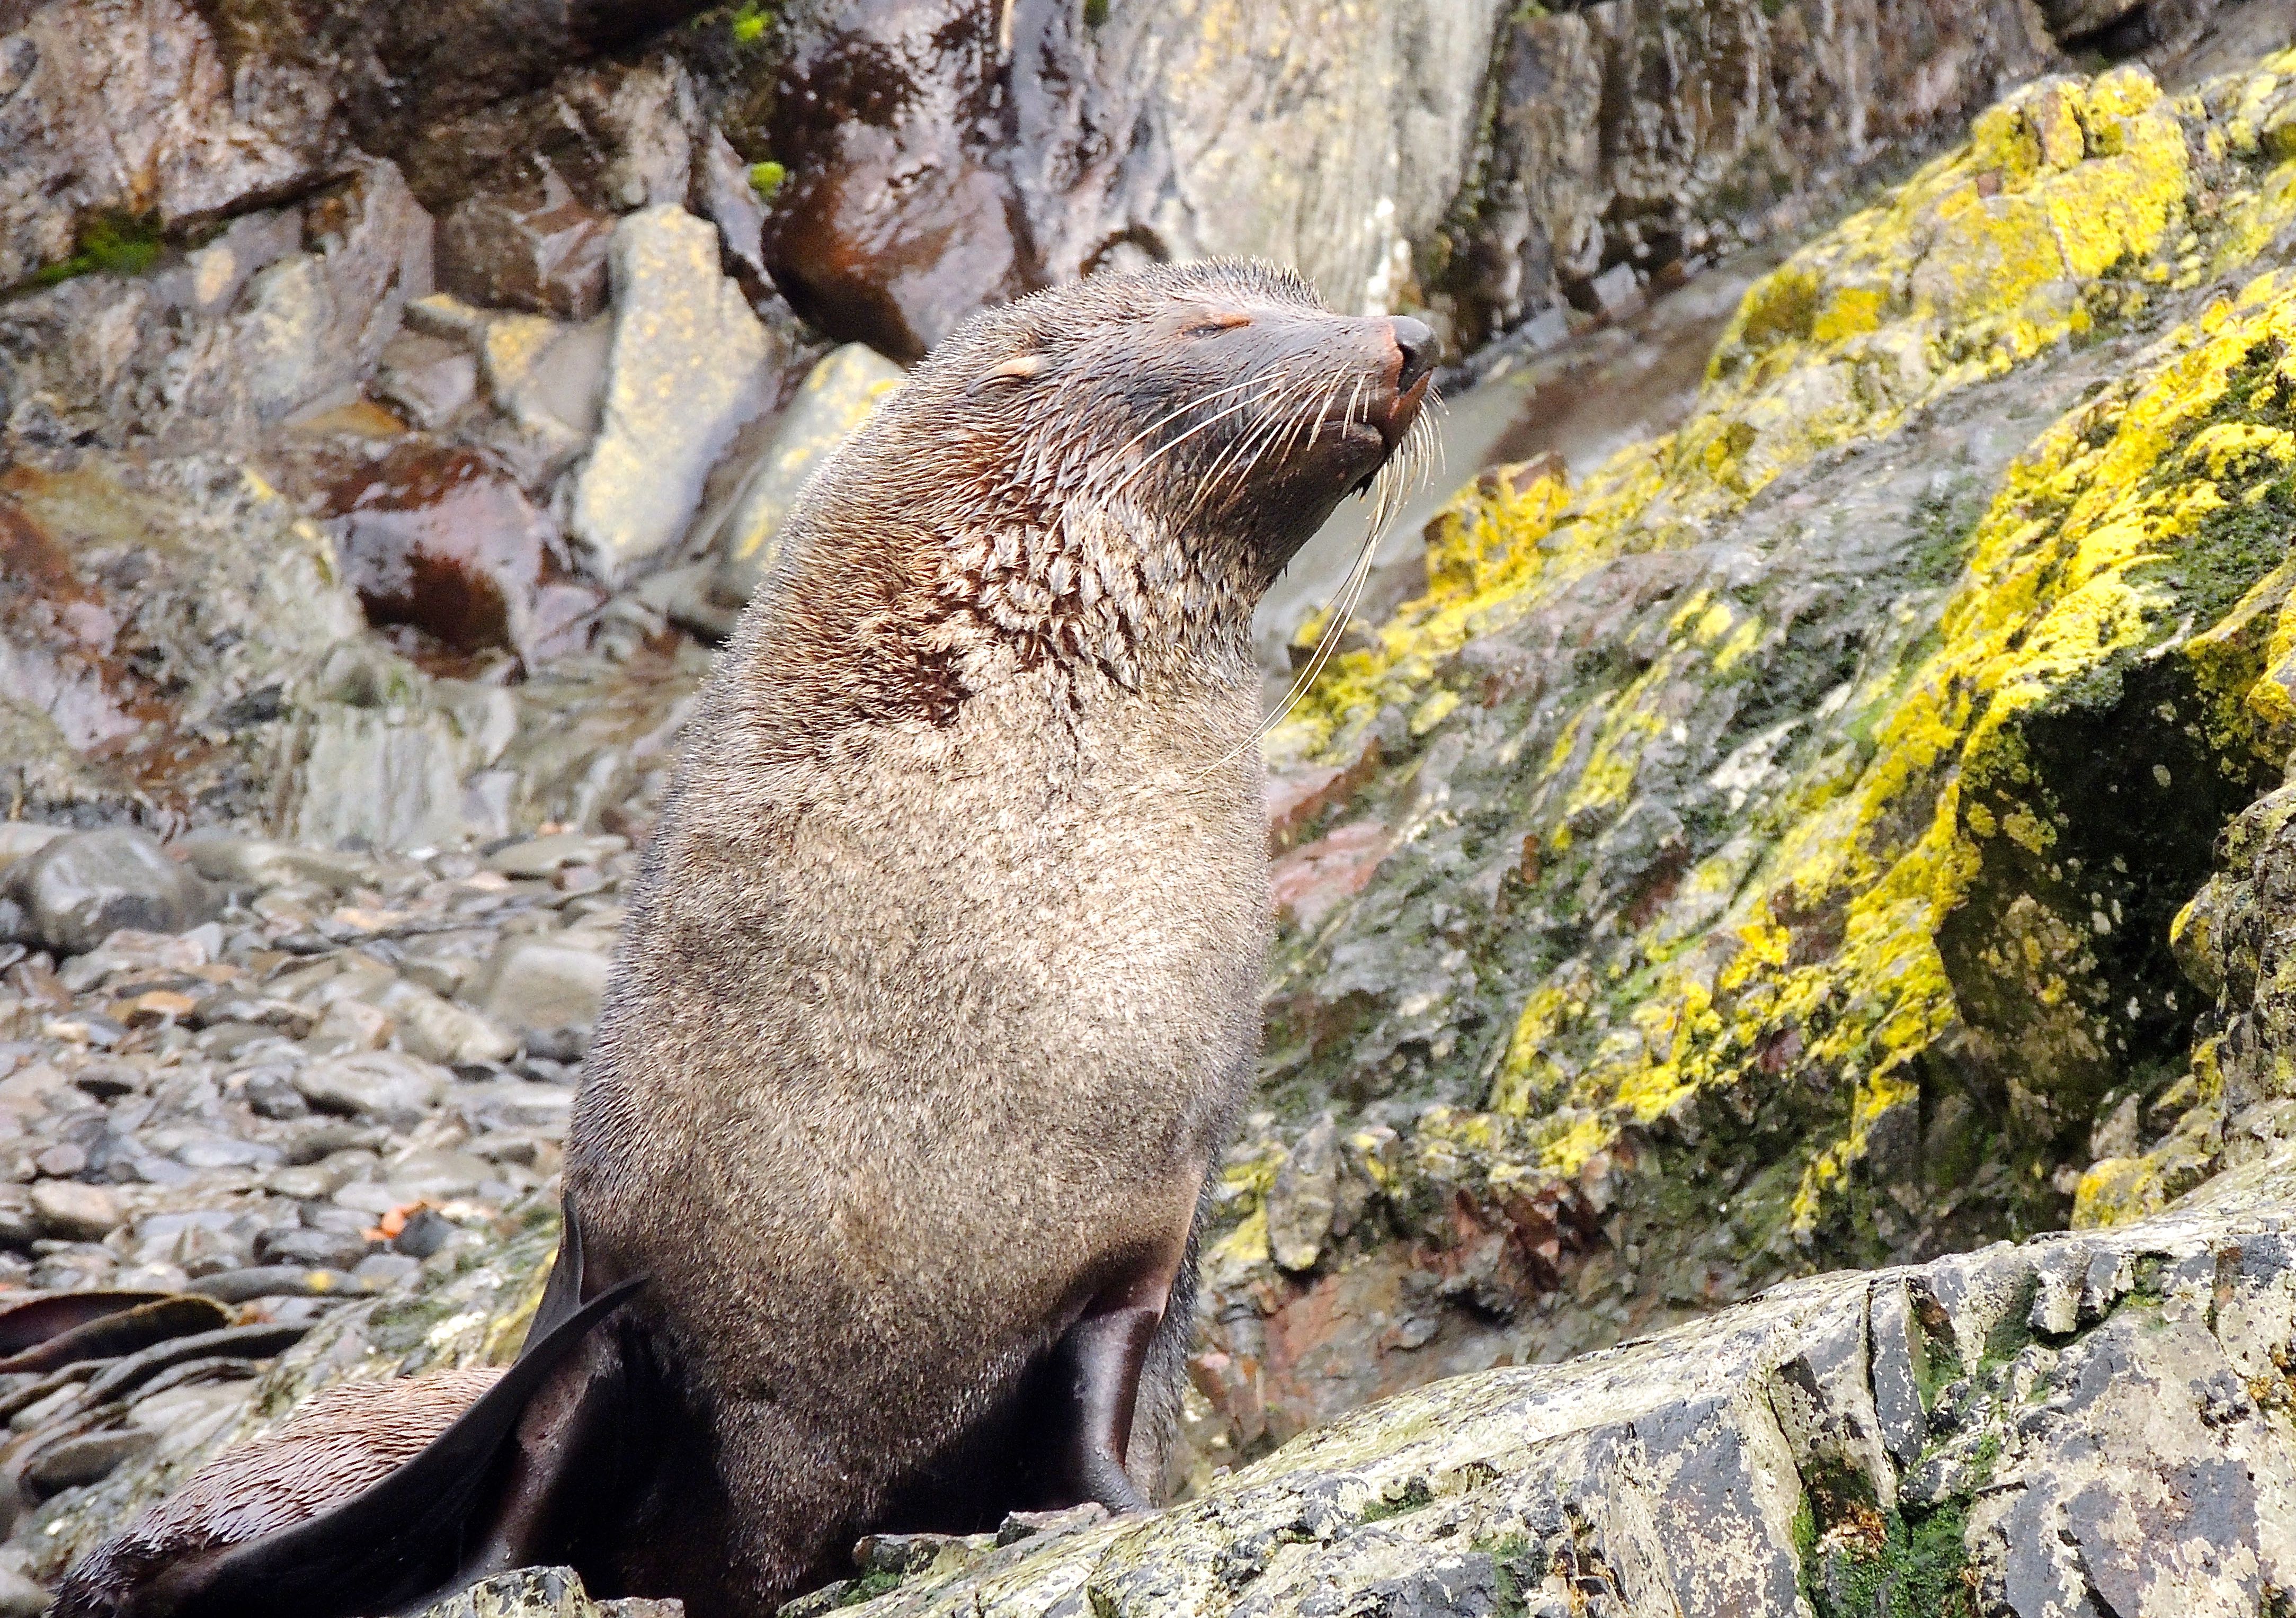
1388, 316, 1437, 391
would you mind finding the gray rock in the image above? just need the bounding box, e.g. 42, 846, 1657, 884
0, 1563, 50, 1618
571, 206, 780, 583
0, 0, 335, 290
375, 1148, 492, 1202
0, 824, 66, 871
175, 832, 370, 896
478, 936, 611, 1042
484, 833, 628, 878
725, 1172, 2296, 1617
1266, 1117, 1339, 1274
411, 1566, 680, 1618
255, 1226, 369, 1271
695, 127, 769, 285
3, 828, 215, 956
376, 980, 518, 1067
709, 343, 905, 605
28, 1181, 120, 1242
293, 1052, 449, 1124
22, 1428, 156, 1498
373, 329, 480, 428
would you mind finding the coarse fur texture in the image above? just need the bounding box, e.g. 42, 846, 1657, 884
48, 258, 1435, 1618
566, 260, 1434, 1613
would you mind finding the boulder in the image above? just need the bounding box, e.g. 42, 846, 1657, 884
323, 440, 599, 664
709, 343, 905, 604
0, 0, 337, 291
759, 1, 1037, 358
569, 206, 781, 583
3, 829, 215, 956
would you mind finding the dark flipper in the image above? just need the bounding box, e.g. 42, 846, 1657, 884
521, 1193, 593, 1351
135, 1273, 643, 1618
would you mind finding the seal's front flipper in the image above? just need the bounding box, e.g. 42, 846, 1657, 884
51, 1271, 644, 1618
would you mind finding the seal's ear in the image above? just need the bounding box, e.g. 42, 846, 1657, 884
981, 352, 1048, 388
125, 1243, 643, 1618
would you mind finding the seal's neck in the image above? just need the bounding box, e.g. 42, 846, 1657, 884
931, 498, 1261, 693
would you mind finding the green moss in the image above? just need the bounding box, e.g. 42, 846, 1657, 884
1359, 1477, 1435, 1522
836, 1569, 903, 1606
31, 212, 164, 287
748, 161, 788, 201
729, 0, 771, 43
1083, 0, 1110, 23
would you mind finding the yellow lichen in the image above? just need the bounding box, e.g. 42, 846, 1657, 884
1270, 51, 2296, 1245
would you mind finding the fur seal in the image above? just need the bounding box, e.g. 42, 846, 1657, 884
54, 259, 1435, 1618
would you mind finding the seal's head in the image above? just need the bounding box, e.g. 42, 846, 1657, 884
790, 260, 1434, 692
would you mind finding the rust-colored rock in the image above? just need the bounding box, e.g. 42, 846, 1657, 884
759, 0, 1038, 359
436, 175, 613, 320
327, 442, 598, 665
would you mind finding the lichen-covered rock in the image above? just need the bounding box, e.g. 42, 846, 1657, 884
569, 205, 779, 583
1191, 51, 2296, 1465
709, 343, 906, 604
0, 0, 341, 293
1437, 0, 2059, 347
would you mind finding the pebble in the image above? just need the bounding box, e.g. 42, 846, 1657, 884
2, 830, 217, 958
29, 1184, 120, 1244
294, 1052, 449, 1123
22, 1427, 157, 1496
477, 936, 611, 1042
0, 825, 639, 1556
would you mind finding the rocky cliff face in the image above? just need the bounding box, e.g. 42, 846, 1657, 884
7, 1, 2296, 1615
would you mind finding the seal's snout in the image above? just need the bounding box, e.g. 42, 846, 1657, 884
1367, 315, 1437, 450
1387, 317, 1436, 393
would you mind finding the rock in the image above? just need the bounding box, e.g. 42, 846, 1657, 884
1438, 0, 2052, 346
376, 980, 518, 1067
29, 1182, 121, 1243
174, 832, 369, 895
482, 833, 627, 878
694, 127, 769, 287
0, 1564, 49, 1618
232, 160, 437, 424
284, 641, 518, 852
0, 825, 65, 870
306, 999, 391, 1056
373, 330, 480, 430
476, 936, 610, 1042
763, 1179, 2296, 1617
1265, 1118, 1340, 1274
375, 1148, 492, 1202
293, 1052, 448, 1124
570, 206, 780, 583
436, 171, 613, 321
3, 829, 215, 956
408, 1566, 678, 1618
255, 1227, 369, 1271
709, 344, 906, 605
21, 1429, 157, 1499
760, 3, 1038, 358
0, 0, 335, 290
324, 441, 599, 664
